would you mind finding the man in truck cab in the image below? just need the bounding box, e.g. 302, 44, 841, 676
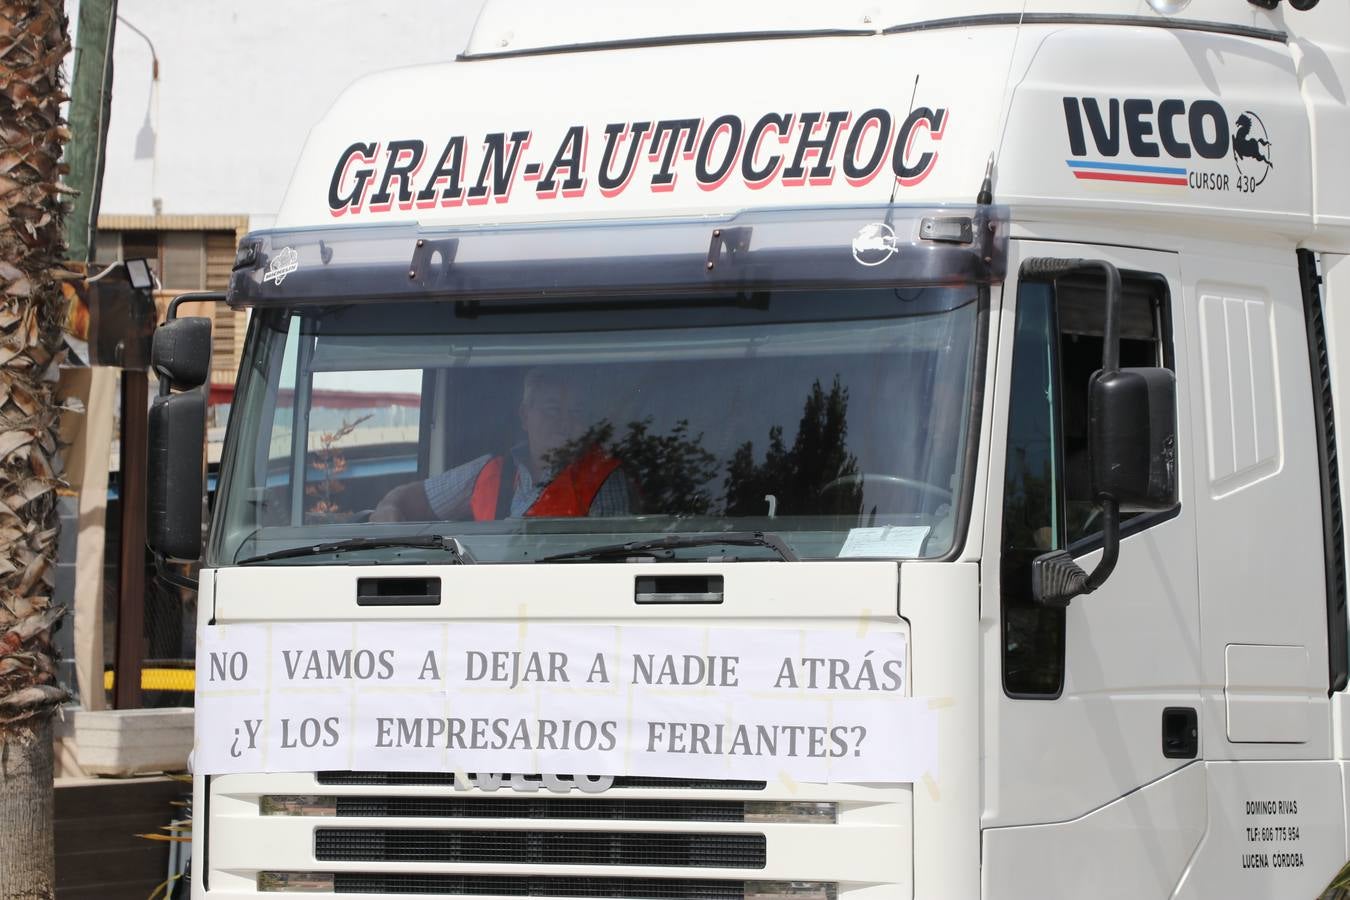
371, 368, 633, 522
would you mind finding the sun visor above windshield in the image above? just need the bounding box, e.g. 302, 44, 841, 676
228, 205, 1007, 307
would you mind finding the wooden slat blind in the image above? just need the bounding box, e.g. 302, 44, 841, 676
204, 232, 235, 291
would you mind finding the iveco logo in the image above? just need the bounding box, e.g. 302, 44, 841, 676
453, 773, 614, 794
851, 222, 900, 267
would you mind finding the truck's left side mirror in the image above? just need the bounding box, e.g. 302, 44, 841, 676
151, 316, 212, 390
1090, 367, 1178, 511
148, 316, 212, 561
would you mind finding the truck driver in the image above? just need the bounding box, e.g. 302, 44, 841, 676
371, 368, 633, 522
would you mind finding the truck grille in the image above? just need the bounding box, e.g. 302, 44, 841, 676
337, 796, 748, 822
329, 873, 750, 897
314, 828, 767, 868
317, 772, 766, 791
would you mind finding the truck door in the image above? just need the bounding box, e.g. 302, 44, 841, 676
980, 242, 1207, 898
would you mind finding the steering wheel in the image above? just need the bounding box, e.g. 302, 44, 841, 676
820, 473, 953, 502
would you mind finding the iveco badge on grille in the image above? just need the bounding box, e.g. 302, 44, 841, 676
452, 773, 614, 794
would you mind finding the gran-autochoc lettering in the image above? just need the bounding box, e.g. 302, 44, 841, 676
326, 106, 948, 214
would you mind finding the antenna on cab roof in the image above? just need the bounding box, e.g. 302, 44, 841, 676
976, 153, 995, 206
883, 74, 921, 232
980, 1, 1026, 211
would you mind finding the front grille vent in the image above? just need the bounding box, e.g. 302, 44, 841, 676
316, 772, 766, 791
331, 873, 750, 897
337, 796, 746, 822
314, 828, 766, 869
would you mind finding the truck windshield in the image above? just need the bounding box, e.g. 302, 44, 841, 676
211, 285, 981, 565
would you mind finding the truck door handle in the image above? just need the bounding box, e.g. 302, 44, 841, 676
1162, 707, 1198, 759
635, 575, 724, 604
357, 577, 441, 607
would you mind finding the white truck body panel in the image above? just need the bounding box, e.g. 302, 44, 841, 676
194, 3, 1350, 897
273, 1, 1350, 250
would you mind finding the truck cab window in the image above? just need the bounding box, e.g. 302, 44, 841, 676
303, 369, 423, 525
1056, 280, 1165, 544
211, 285, 983, 566
1002, 271, 1169, 697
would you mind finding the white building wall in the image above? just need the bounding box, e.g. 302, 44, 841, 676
69, 0, 485, 230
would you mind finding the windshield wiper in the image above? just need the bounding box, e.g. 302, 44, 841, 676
538, 531, 797, 563
237, 534, 475, 565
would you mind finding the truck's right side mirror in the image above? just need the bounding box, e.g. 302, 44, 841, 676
148, 317, 212, 561
1089, 366, 1178, 512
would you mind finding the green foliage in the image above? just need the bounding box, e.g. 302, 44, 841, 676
1320, 859, 1350, 899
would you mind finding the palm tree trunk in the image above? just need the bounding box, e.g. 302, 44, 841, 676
0, 715, 54, 899
0, 1, 72, 897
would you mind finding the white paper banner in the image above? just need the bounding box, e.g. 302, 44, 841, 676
195, 622, 938, 783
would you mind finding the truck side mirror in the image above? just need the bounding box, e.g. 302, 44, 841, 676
151, 316, 212, 390
148, 391, 207, 560
147, 317, 211, 561
1090, 367, 1178, 511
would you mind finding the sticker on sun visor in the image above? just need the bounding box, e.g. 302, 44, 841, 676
851, 222, 900, 266
263, 247, 299, 285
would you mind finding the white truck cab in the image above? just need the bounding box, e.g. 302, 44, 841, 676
163, 2, 1350, 897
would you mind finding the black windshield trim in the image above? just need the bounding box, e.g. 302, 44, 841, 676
454, 14, 1284, 63
236, 534, 475, 566
882, 13, 1286, 43
458, 28, 875, 61
937, 285, 991, 562
539, 531, 797, 564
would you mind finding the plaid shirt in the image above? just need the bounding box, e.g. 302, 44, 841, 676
423, 443, 632, 519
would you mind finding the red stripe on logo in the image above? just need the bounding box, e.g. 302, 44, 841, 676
1073, 170, 1188, 186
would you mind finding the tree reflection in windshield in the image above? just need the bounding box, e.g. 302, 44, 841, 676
542, 378, 864, 520
725, 377, 861, 518
546, 418, 719, 517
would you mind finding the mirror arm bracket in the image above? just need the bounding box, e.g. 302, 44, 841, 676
165, 290, 227, 323
153, 552, 198, 593
158, 291, 226, 399
1031, 501, 1121, 607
